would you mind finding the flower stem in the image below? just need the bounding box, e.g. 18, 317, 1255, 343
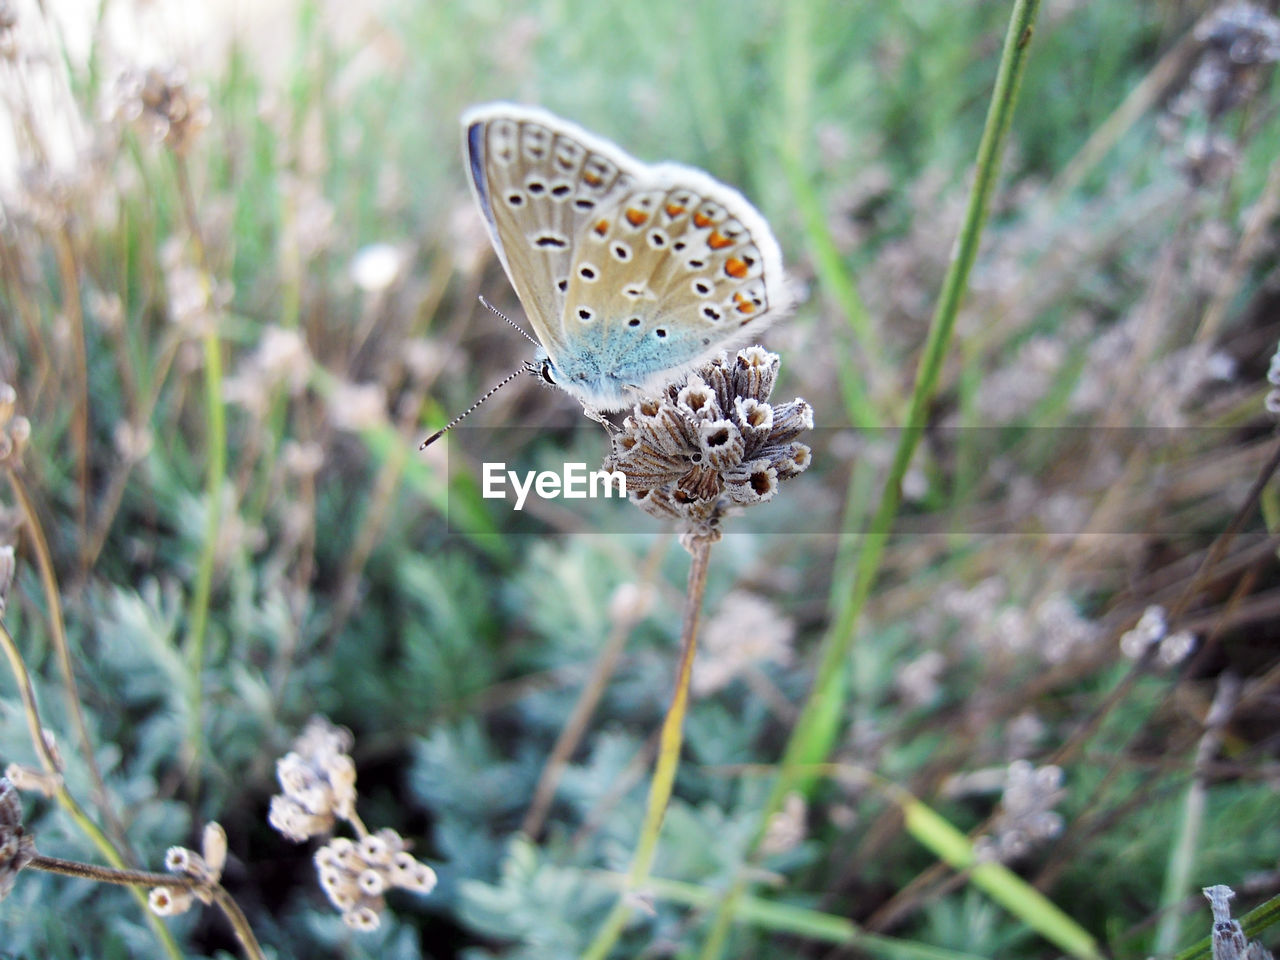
580, 535, 713, 960
29, 855, 265, 960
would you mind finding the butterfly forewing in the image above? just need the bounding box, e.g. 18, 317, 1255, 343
464, 105, 639, 356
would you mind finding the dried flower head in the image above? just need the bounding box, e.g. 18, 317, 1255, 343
1265, 339, 1280, 416
975, 761, 1065, 863
0, 544, 14, 616
1120, 604, 1168, 659
224, 326, 314, 417
314, 829, 437, 932
269, 718, 437, 932
760, 792, 808, 856
161, 239, 229, 339
1, 776, 36, 902
3, 763, 60, 797
1192, 4, 1280, 118
268, 716, 358, 842
349, 242, 408, 292
692, 590, 796, 695
1204, 884, 1276, 960
201, 822, 228, 879
603, 347, 812, 542
327, 381, 389, 432
114, 67, 211, 154
608, 581, 655, 626
0, 383, 32, 469
895, 651, 946, 709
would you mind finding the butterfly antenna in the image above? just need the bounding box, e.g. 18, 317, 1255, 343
420, 362, 536, 449
480, 295, 540, 347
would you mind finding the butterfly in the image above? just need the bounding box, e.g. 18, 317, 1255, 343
461, 102, 789, 416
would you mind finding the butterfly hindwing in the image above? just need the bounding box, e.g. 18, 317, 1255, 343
557, 166, 788, 406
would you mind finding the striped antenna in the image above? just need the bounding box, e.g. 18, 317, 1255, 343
420, 362, 535, 449
479, 295, 539, 347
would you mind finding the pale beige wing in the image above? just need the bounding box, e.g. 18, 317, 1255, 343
462, 103, 641, 354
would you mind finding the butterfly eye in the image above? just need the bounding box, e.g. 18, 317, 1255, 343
540, 360, 557, 384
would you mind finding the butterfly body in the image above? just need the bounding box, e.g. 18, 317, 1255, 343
463, 103, 788, 412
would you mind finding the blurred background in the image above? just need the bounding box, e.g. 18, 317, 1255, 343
1, 0, 1278, 957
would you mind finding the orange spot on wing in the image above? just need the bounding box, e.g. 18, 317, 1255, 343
707, 229, 732, 250
625, 207, 648, 227
665, 203, 686, 217
593, 219, 609, 236
692, 211, 713, 228
583, 170, 603, 186
724, 257, 748, 279
734, 292, 755, 314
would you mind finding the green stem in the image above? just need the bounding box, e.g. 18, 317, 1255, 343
700, 1, 1043, 954
580, 535, 713, 960
174, 155, 227, 791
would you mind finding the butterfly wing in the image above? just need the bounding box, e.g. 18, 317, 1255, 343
554, 163, 790, 408
462, 103, 643, 357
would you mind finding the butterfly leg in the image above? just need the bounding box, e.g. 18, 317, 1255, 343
581, 403, 618, 439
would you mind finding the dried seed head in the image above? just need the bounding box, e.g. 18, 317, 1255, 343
148, 885, 194, 916
268, 716, 360, 842
0, 545, 14, 616
975, 761, 1066, 863
1120, 604, 1169, 659
1204, 883, 1275, 960
201, 822, 227, 879
760, 792, 808, 856
604, 348, 813, 542
3, 763, 60, 797
311, 829, 436, 931
1, 776, 36, 903
692, 590, 796, 695
1266, 340, 1280, 417
0, 383, 31, 469
114, 66, 211, 154
608, 582, 655, 625
344, 904, 382, 931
